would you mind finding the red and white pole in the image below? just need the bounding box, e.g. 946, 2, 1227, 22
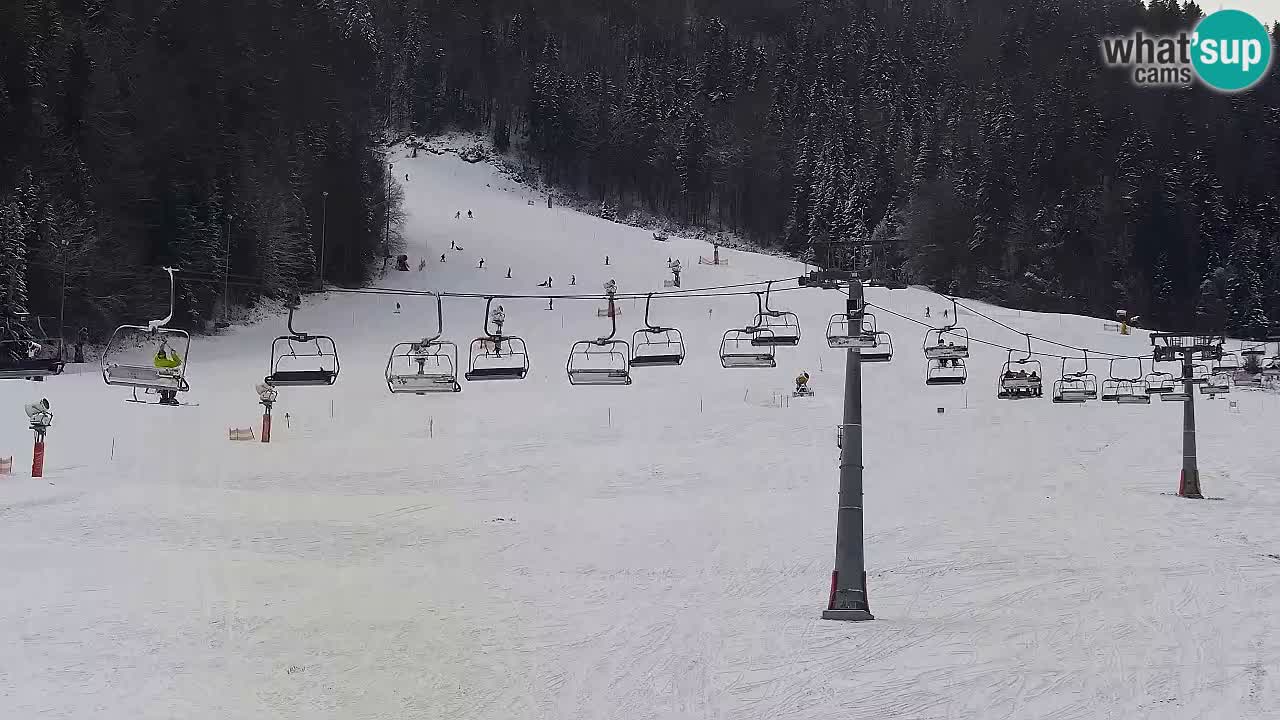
31, 427, 47, 478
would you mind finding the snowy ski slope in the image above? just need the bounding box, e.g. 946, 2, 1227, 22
3, 140, 1280, 719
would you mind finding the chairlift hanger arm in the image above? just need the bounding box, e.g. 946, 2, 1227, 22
147, 267, 179, 331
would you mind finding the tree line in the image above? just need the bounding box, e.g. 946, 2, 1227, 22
3, 0, 1279, 341
1, 0, 400, 337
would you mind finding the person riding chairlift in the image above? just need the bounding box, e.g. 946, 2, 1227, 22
153, 346, 183, 405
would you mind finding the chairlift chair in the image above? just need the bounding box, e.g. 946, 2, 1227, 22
1242, 344, 1268, 366
465, 298, 530, 381
750, 284, 800, 346
923, 300, 970, 360
1, 314, 65, 380
860, 332, 894, 362
386, 295, 461, 394
1115, 379, 1152, 404
102, 267, 193, 399
1145, 370, 1176, 395
1101, 358, 1147, 402
265, 297, 340, 387
1053, 357, 1095, 403
1158, 367, 1194, 402
997, 335, 1043, 399
721, 327, 776, 368
1213, 352, 1241, 373
925, 357, 967, 385
1188, 364, 1211, 385
567, 285, 632, 386
630, 294, 686, 367
1200, 372, 1231, 396
826, 312, 878, 348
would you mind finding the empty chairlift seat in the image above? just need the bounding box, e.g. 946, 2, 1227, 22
266, 336, 339, 387
0, 315, 65, 380
567, 339, 632, 385
827, 313, 879, 349
264, 297, 340, 388
721, 327, 776, 368
631, 294, 686, 367
860, 332, 894, 362
750, 282, 800, 347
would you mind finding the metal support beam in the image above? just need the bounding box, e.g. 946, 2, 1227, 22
1180, 354, 1202, 499
824, 280, 873, 621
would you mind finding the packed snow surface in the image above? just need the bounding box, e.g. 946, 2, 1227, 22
3, 142, 1279, 719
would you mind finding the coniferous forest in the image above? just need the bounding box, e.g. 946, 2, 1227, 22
3, 0, 1279, 338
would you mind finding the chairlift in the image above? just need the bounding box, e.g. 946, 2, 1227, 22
1189, 363, 1211, 385
861, 332, 893, 362
826, 312, 878, 349
1052, 354, 1098, 403
630, 293, 686, 367
1, 313, 64, 380
265, 296, 340, 387
751, 283, 800, 346
1200, 372, 1231, 396
1145, 369, 1176, 395
925, 357, 967, 385
1100, 358, 1148, 402
721, 327, 776, 368
923, 299, 970, 360
102, 267, 193, 401
386, 295, 461, 394
1213, 351, 1241, 373
1242, 344, 1267, 360
567, 283, 632, 386
465, 298, 530, 381
997, 334, 1043, 399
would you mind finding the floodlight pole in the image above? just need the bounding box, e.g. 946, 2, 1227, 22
824, 278, 873, 621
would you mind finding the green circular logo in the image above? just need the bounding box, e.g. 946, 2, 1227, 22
1191, 9, 1273, 92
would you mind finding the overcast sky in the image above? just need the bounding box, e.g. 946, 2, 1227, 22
1214, 0, 1280, 25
